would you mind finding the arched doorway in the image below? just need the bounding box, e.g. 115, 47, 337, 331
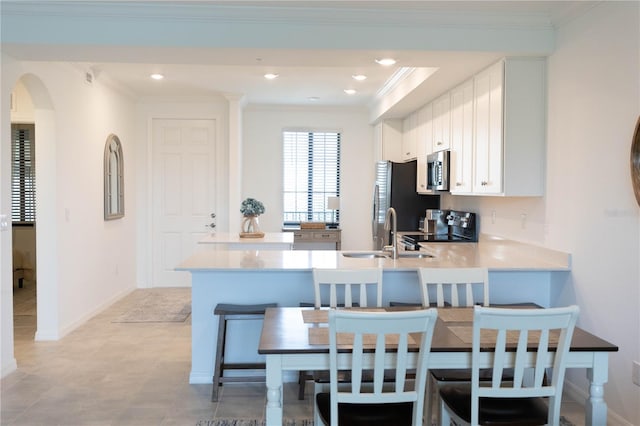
10, 80, 37, 343
7, 73, 58, 360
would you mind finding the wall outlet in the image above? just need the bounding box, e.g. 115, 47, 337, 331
633, 361, 640, 386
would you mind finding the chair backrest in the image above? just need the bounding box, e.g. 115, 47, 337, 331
312, 268, 383, 308
327, 309, 439, 426
470, 305, 580, 425
418, 267, 489, 307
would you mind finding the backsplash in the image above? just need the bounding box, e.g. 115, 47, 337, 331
441, 194, 546, 245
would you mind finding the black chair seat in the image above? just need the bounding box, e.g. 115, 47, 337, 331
431, 368, 514, 382
299, 302, 360, 308
316, 392, 413, 426
389, 301, 444, 307
439, 384, 548, 426
312, 369, 398, 384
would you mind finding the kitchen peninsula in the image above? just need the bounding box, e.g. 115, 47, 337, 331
177, 236, 570, 384
199, 232, 294, 250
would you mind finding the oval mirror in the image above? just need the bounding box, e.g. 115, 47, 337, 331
104, 134, 124, 220
632, 117, 640, 207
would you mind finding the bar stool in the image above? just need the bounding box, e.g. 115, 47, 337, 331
211, 302, 277, 402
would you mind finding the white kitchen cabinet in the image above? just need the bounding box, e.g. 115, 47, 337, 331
401, 112, 418, 161
416, 103, 433, 194
432, 92, 451, 152
373, 119, 402, 163
472, 58, 546, 196
449, 79, 474, 194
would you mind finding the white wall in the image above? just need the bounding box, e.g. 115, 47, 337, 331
242, 105, 373, 250
448, 3, 640, 423
1, 57, 138, 375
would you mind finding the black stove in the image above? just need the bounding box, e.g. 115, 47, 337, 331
401, 210, 477, 249
402, 233, 469, 244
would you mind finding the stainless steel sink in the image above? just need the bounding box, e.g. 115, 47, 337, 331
341, 251, 433, 259
341, 252, 388, 258
397, 252, 434, 259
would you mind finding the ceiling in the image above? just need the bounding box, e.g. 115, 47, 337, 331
1, 1, 599, 120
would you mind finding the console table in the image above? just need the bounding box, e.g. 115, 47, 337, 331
290, 228, 341, 250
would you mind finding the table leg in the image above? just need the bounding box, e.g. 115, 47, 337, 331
585, 352, 609, 426
265, 355, 283, 426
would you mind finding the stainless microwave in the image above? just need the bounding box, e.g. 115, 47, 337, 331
427, 150, 450, 191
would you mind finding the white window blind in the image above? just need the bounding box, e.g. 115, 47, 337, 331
11, 124, 36, 223
283, 130, 340, 224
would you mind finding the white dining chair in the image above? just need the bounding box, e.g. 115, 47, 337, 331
298, 268, 384, 402
313, 268, 383, 309
419, 267, 489, 308
439, 304, 579, 426
315, 308, 439, 426
418, 267, 490, 424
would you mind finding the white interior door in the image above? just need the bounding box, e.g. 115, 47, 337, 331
152, 119, 216, 287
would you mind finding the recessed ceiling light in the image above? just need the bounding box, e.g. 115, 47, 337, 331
344, 89, 356, 95
308, 96, 320, 101
150, 73, 164, 80
375, 58, 397, 66
352, 74, 367, 81
264, 73, 279, 80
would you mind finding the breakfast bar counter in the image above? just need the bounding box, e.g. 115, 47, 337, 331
198, 232, 294, 250
177, 236, 571, 384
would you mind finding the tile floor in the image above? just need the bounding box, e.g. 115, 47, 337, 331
2, 285, 588, 426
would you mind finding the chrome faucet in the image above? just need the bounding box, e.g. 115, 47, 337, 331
383, 207, 398, 259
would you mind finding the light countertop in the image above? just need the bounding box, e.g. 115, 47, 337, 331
178, 235, 570, 272
199, 232, 294, 245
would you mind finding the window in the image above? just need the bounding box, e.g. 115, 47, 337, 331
11, 124, 36, 223
283, 130, 340, 225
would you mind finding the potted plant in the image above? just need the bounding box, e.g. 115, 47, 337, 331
240, 198, 265, 237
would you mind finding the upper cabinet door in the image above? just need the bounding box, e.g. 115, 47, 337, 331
402, 113, 418, 161
374, 119, 402, 163
416, 103, 433, 193
450, 79, 474, 194
471, 57, 546, 196
473, 60, 504, 194
432, 92, 451, 152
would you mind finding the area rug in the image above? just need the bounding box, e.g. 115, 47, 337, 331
195, 420, 312, 426
111, 289, 191, 323
194, 416, 575, 426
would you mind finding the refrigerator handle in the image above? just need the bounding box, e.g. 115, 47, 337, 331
372, 184, 379, 238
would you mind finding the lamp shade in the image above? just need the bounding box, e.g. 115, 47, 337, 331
327, 196, 340, 210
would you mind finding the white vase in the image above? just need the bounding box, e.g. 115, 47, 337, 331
241, 215, 260, 234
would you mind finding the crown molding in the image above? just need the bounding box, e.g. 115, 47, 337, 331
1, 1, 568, 30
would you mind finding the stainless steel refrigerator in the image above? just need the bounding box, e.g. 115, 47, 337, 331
372, 160, 440, 250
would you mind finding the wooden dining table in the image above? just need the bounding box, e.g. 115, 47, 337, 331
258, 306, 618, 426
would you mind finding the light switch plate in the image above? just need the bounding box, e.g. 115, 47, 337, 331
633, 361, 640, 386
0, 214, 8, 231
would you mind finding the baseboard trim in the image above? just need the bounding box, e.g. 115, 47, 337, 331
1, 357, 18, 379
563, 379, 631, 426
153, 283, 191, 288
35, 286, 135, 341
190, 371, 212, 384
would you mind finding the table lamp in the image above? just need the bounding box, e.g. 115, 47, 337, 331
327, 196, 340, 228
